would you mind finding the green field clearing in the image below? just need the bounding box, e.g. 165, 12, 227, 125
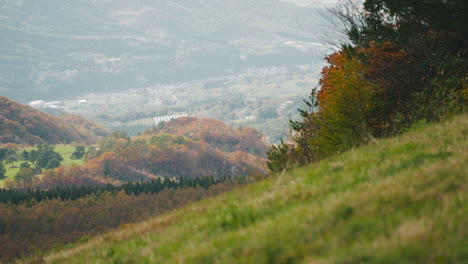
0, 145, 87, 188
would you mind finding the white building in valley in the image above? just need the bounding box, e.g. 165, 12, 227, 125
154, 114, 189, 125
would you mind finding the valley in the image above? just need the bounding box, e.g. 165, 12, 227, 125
48, 69, 319, 142
0, 0, 334, 142
1, 0, 466, 263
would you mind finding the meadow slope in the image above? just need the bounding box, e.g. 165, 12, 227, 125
23, 114, 467, 264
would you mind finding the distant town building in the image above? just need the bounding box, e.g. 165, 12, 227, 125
277, 100, 294, 115
43, 101, 65, 109
236, 107, 255, 120
154, 114, 189, 125
29, 100, 45, 107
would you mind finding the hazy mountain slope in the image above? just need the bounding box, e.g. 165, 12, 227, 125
58, 114, 111, 142
0, 0, 328, 102
0, 96, 106, 144
28, 114, 467, 264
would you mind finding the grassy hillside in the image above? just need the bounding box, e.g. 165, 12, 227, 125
23, 114, 467, 264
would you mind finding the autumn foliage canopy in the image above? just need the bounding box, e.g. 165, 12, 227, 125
268, 0, 467, 172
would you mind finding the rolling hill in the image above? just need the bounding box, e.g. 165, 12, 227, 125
22, 114, 467, 263
0, 96, 108, 145
58, 114, 111, 142
142, 117, 269, 158
33, 117, 269, 188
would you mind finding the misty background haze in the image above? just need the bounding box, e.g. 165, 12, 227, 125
0, 0, 337, 142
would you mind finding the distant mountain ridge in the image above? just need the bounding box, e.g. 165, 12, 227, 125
0, 96, 109, 145
0, 0, 328, 102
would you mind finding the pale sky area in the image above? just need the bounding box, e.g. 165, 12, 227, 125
281, 0, 339, 7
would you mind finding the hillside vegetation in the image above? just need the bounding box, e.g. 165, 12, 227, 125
1, 178, 243, 263
269, 0, 466, 172
25, 113, 467, 264
0, 145, 87, 188
58, 115, 111, 142
1, 117, 268, 190
0, 97, 109, 145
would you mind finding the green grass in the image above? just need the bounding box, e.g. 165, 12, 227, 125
22, 114, 468, 264
52, 145, 87, 168
0, 145, 87, 188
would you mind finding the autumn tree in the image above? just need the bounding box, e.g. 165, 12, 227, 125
341, 0, 467, 121
316, 49, 375, 155
14, 167, 36, 190
3, 143, 18, 151
267, 0, 467, 172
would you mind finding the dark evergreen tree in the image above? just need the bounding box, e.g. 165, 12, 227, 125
35, 144, 63, 169
45, 159, 61, 170
6, 156, 17, 168
0, 162, 6, 179
29, 150, 38, 164
71, 146, 85, 160
21, 150, 29, 161
20, 162, 30, 168
0, 148, 9, 161
103, 160, 111, 177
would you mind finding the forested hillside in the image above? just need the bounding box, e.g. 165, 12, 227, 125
58, 115, 111, 143
142, 117, 268, 157
40, 118, 266, 189
0, 97, 108, 145
0, 177, 253, 263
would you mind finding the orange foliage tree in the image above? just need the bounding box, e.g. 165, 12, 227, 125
298, 48, 376, 158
